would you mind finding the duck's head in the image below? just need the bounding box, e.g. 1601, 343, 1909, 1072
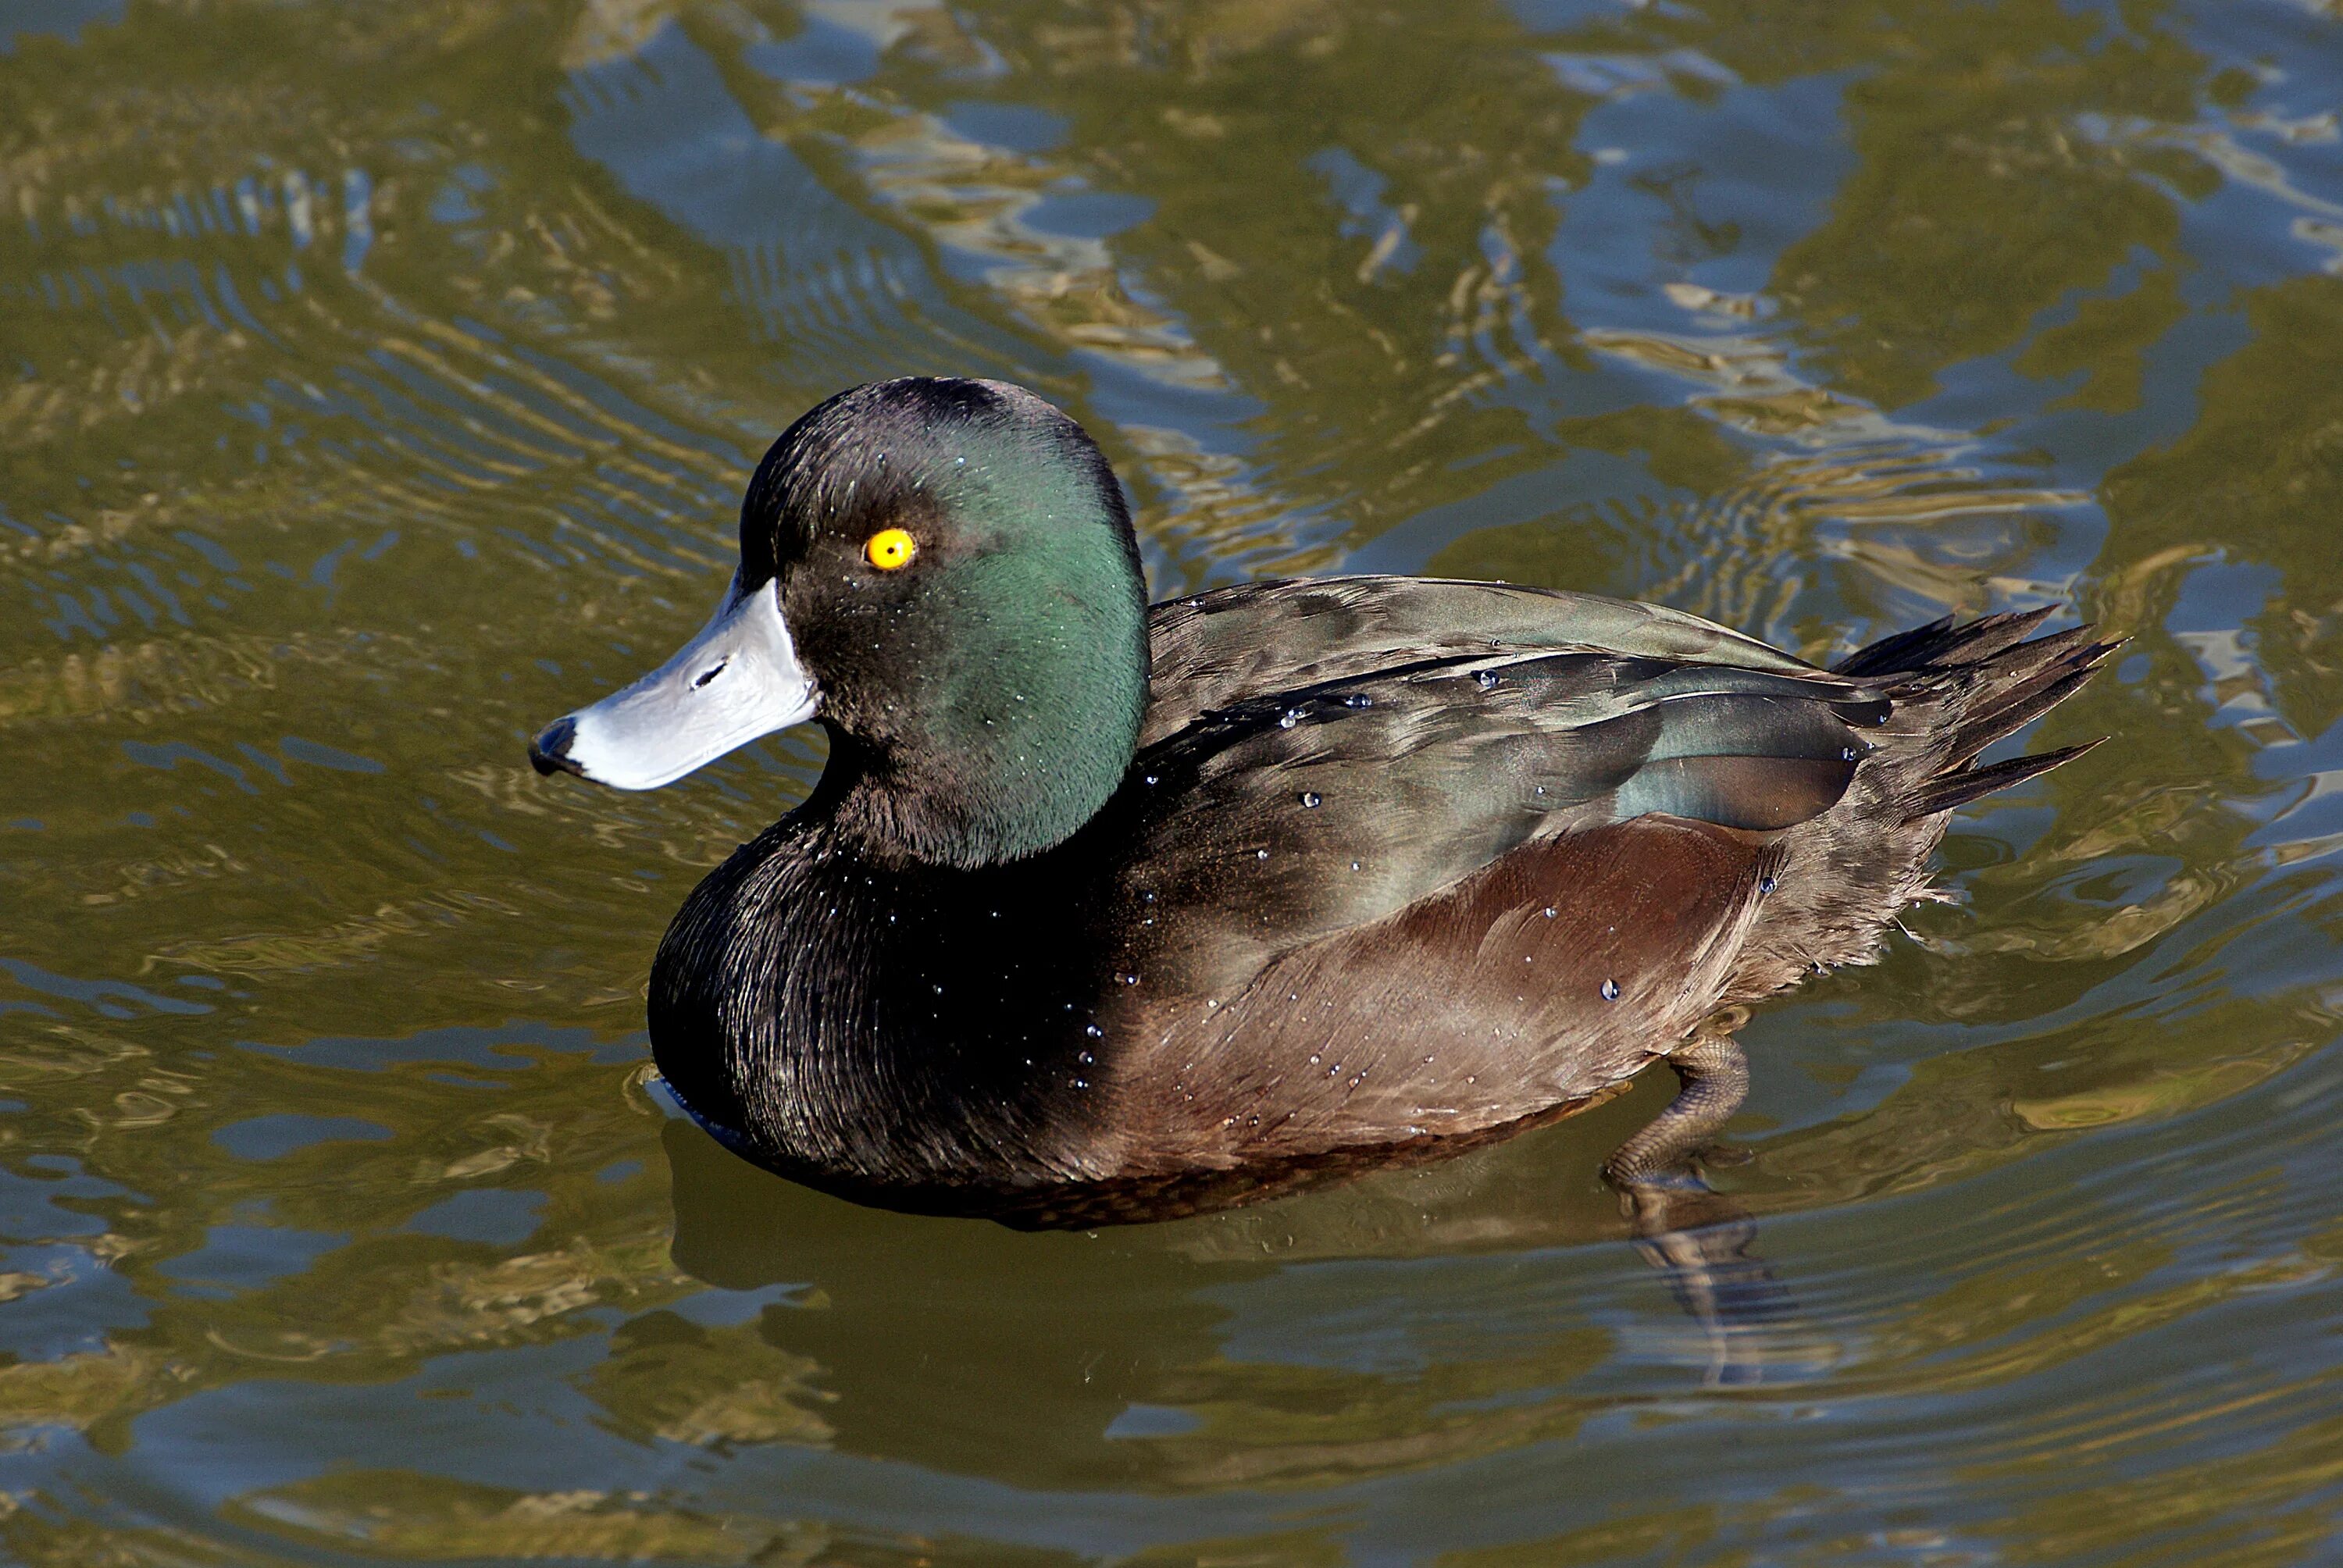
530, 377, 1148, 867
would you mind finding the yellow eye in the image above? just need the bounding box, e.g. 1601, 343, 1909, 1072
864, 527, 918, 571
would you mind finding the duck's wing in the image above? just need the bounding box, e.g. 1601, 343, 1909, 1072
1139, 574, 1819, 747
1091, 586, 1899, 1163
1109, 593, 1890, 990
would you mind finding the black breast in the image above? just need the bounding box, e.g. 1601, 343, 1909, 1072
648, 820, 1131, 1197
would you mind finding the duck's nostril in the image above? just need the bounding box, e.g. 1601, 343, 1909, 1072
529, 716, 585, 779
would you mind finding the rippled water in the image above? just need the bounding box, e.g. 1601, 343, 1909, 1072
3, 0, 2342, 1560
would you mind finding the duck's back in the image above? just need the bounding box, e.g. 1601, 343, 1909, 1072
1139, 575, 1817, 745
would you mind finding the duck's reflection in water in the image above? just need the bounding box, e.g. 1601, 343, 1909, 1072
1616, 1177, 1831, 1388
661, 1079, 1835, 1450
661, 1119, 1246, 1482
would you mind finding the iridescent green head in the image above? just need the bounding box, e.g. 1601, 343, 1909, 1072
530, 378, 1150, 868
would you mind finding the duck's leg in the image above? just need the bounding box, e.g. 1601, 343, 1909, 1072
1601, 1032, 1749, 1189
1603, 1031, 1821, 1385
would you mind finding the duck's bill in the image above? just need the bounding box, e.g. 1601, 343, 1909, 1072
529, 573, 818, 789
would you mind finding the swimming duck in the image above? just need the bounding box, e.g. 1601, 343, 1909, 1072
531, 377, 2108, 1229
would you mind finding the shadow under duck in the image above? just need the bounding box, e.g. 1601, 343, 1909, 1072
530, 377, 2109, 1230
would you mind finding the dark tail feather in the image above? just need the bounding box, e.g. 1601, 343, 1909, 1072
1899, 739, 2103, 823
1933, 629, 2115, 769
1831, 607, 2056, 679
1835, 609, 2118, 825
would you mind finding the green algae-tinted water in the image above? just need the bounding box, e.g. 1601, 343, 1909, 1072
3, 0, 2342, 1560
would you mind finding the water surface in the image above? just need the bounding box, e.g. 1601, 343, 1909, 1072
4, 0, 2343, 1561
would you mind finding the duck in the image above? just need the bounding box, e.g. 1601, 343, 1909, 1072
530, 376, 2110, 1230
